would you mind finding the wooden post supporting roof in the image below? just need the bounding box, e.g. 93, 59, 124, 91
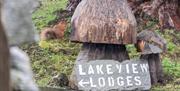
0, 2, 10, 91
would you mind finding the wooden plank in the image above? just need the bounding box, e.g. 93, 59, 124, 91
0, 6, 10, 91
140, 54, 164, 85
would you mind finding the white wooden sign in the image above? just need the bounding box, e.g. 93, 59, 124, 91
75, 59, 151, 90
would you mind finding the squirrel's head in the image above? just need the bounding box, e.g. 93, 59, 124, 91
45, 30, 57, 40
54, 20, 67, 31
135, 40, 145, 52
40, 28, 57, 40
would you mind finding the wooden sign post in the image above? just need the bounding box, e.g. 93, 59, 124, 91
69, 0, 137, 89
75, 60, 151, 90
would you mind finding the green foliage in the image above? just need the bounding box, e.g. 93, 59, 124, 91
39, 41, 52, 49
151, 84, 180, 91
33, 0, 68, 31
162, 57, 180, 78
126, 44, 139, 59
22, 40, 80, 86
29, 0, 77, 86
64, 18, 72, 37
145, 20, 158, 29
167, 42, 177, 54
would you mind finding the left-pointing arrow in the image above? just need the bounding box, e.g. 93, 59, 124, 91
78, 79, 90, 87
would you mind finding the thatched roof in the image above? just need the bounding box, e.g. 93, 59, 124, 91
70, 0, 137, 44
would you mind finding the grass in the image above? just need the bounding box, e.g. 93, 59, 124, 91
22, 0, 180, 89
22, 40, 80, 86
28, 0, 79, 86
33, 0, 68, 31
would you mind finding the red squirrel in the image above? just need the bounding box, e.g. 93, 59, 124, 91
40, 21, 67, 40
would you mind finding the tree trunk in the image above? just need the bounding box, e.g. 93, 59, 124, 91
140, 54, 164, 85
69, 43, 129, 90
0, 9, 10, 91
128, 0, 180, 31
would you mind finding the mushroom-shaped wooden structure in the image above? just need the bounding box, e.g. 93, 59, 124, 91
69, 0, 138, 90
70, 0, 137, 44
136, 30, 167, 85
